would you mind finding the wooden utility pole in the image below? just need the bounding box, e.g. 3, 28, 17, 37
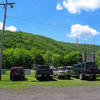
93, 38, 96, 63
0, 0, 15, 80
76, 37, 79, 63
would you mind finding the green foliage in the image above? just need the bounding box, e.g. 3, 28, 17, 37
34, 54, 45, 65
65, 51, 83, 66
3, 48, 32, 69
1, 71, 100, 89
0, 30, 100, 68
96, 51, 100, 68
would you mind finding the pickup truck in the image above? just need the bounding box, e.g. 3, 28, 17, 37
73, 62, 99, 80
35, 65, 53, 80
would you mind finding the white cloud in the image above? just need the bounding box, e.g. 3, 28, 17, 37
0, 22, 17, 32
56, 3, 63, 10
0, 22, 3, 30
33, 33, 38, 35
68, 24, 99, 39
59, 0, 100, 14
5, 26, 17, 32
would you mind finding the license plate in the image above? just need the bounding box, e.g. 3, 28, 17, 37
16, 73, 19, 75
44, 74, 47, 76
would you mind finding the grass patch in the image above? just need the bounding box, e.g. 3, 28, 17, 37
0, 70, 100, 89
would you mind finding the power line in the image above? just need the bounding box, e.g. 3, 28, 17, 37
7, 15, 67, 28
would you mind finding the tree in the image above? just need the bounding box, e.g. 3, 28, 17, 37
3, 48, 33, 69
34, 54, 45, 65
96, 51, 100, 68
65, 51, 82, 66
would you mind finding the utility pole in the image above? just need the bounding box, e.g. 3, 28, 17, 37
76, 37, 79, 63
84, 47, 87, 62
65, 59, 66, 66
93, 38, 96, 63
0, 0, 15, 80
51, 56, 53, 66
83, 38, 87, 62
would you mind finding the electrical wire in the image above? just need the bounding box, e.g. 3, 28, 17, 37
7, 15, 67, 28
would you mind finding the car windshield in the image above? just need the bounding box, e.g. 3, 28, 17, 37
37, 66, 50, 69
85, 62, 97, 68
61, 67, 67, 71
12, 69, 23, 72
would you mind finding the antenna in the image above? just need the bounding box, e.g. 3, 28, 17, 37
93, 37, 96, 63
83, 35, 87, 62
76, 37, 79, 63
51, 56, 53, 66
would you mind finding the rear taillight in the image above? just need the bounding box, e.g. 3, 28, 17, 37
83, 70, 87, 73
21, 71, 24, 75
59, 67, 61, 70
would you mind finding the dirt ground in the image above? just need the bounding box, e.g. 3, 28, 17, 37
0, 86, 100, 100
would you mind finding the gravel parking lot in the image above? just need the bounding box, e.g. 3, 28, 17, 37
0, 86, 100, 100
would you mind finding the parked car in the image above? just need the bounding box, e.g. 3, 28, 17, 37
10, 67, 25, 81
35, 65, 53, 80
57, 66, 71, 79
72, 62, 98, 80
50, 66, 57, 77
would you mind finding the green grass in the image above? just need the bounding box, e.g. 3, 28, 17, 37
1, 70, 100, 89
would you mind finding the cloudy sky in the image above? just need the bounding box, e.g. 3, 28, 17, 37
0, 0, 100, 45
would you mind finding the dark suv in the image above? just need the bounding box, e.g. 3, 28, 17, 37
10, 67, 25, 81
73, 62, 98, 80
35, 65, 53, 80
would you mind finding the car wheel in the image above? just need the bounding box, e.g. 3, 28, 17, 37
49, 76, 53, 80
92, 75, 96, 80
67, 76, 71, 79
79, 73, 84, 80
21, 76, 24, 81
10, 76, 12, 81
36, 77, 40, 80
58, 76, 61, 79
12, 77, 15, 81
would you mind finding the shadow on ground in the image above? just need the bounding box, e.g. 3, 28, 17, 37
72, 76, 100, 81
58, 78, 74, 80
38, 78, 57, 82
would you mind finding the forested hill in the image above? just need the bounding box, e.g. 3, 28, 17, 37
0, 30, 100, 68
0, 30, 100, 55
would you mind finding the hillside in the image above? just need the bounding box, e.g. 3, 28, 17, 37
0, 30, 100, 55
0, 30, 100, 68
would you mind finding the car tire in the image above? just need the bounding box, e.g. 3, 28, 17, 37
36, 77, 40, 80
12, 77, 15, 81
58, 76, 61, 79
67, 76, 71, 79
10, 76, 12, 81
49, 76, 53, 80
79, 73, 84, 80
92, 75, 96, 80
21, 76, 25, 81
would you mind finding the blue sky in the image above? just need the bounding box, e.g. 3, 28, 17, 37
0, 0, 100, 45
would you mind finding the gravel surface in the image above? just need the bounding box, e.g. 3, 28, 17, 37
0, 86, 100, 100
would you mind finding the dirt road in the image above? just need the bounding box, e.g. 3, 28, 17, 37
0, 86, 100, 100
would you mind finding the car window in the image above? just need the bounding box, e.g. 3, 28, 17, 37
61, 67, 67, 71
73, 64, 80, 69
12, 69, 23, 72
37, 66, 50, 69
77, 65, 81, 68
86, 62, 97, 68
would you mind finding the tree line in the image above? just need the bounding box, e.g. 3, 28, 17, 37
2, 48, 83, 69
0, 30, 100, 68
